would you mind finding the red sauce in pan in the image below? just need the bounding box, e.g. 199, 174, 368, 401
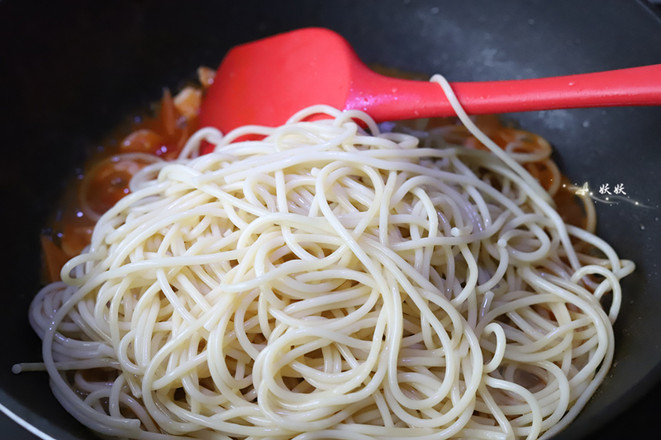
40, 67, 588, 282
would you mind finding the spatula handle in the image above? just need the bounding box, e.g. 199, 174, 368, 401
347, 64, 661, 121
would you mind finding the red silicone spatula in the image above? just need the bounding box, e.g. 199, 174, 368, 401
200, 27, 661, 134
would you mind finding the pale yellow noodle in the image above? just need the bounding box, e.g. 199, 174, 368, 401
15, 76, 633, 440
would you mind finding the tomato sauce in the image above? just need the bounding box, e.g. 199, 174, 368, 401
41, 67, 588, 282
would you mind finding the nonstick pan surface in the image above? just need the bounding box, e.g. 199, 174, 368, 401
1, 1, 660, 439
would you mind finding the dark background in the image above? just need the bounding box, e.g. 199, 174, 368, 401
1, 1, 660, 439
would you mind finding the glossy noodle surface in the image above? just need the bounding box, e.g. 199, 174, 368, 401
19, 76, 633, 440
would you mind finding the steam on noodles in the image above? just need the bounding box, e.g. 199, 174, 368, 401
16, 75, 633, 440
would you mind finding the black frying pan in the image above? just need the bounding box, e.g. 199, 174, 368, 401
1, 1, 660, 439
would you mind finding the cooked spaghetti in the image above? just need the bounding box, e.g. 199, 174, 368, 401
16, 75, 633, 440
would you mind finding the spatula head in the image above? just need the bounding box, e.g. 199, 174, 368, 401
200, 28, 355, 133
